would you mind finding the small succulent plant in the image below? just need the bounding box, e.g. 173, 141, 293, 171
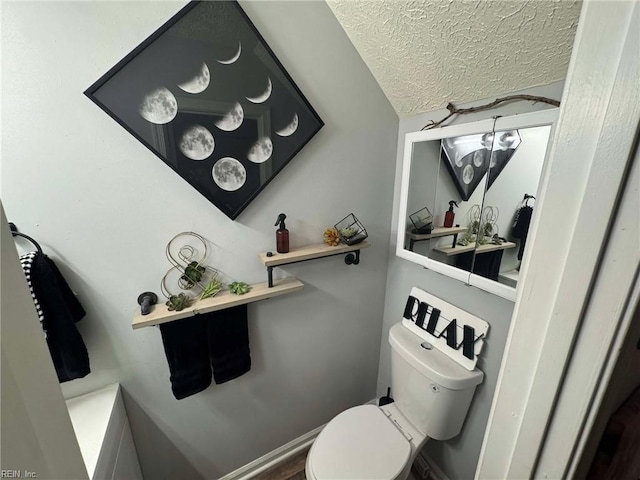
323, 227, 340, 246
458, 231, 475, 246
229, 281, 251, 295
340, 227, 357, 239
200, 279, 222, 300
166, 293, 193, 311
458, 237, 471, 246
180, 261, 206, 288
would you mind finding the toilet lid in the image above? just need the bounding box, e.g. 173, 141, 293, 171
310, 405, 411, 480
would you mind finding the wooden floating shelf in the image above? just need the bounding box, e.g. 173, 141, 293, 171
434, 241, 516, 257
132, 277, 304, 330
405, 226, 467, 241
259, 241, 371, 267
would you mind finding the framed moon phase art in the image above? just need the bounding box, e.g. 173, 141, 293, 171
84, 1, 323, 219
440, 130, 521, 201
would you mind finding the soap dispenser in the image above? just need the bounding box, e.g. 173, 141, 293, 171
274, 213, 290, 253
444, 201, 459, 228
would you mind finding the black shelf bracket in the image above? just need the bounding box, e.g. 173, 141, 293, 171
345, 250, 360, 265
266, 248, 363, 287
407, 228, 461, 252
267, 266, 275, 288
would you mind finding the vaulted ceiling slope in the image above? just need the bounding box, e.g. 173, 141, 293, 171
327, 0, 581, 117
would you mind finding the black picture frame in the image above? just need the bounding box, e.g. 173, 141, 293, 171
84, 1, 323, 220
440, 130, 521, 201
486, 131, 522, 190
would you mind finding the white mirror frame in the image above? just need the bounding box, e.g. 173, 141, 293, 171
396, 109, 559, 301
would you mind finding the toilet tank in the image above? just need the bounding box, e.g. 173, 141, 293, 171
389, 322, 484, 440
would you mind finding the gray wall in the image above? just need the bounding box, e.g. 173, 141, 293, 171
379, 82, 565, 480
1, 1, 398, 478
406, 141, 440, 231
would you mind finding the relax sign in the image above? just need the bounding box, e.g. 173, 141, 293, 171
402, 287, 489, 370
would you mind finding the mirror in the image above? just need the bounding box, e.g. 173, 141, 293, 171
397, 109, 558, 301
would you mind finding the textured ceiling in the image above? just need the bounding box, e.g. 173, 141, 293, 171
327, 0, 581, 117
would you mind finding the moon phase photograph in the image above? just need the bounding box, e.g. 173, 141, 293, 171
247, 136, 273, 163
246, 77, 272, 104
215, 102, 244, 132
179, 125, 215, 160
212, 157, 246, 191
462, 164, 474, 185
217, 41, 242, 65
275, 113, 299, 137
85, 0, 323, 219
139, 87, 178, 124
178, 62, 210, 94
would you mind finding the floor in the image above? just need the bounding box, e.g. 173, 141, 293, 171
253, 448, 308, 480
253, 447, 420, 480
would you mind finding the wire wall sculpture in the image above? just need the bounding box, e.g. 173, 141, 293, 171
161, 232, 222, 311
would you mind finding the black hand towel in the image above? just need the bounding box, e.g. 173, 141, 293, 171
160, 315, 212, 400
208, 305, 251, 384
512, 205, 533, 260
22, 252, 90, 382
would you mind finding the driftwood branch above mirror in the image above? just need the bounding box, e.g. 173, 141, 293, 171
422, 95, 561, 131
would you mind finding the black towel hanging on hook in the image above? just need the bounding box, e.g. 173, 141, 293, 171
511, 195, 534, 261
11, 222, 90, 382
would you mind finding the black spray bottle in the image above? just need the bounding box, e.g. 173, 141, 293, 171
274, 213, 290, 253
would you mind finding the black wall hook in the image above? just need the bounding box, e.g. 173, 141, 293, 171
9, 223, 43, 254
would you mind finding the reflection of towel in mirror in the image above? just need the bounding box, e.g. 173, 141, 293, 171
159, 305, 251, 400
20, 252, 90, 382
511, 205, 533, 260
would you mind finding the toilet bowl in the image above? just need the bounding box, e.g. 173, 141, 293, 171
306, 321, 484, 480
305, 404, 427, 480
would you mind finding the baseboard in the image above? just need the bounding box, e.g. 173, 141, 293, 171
218, 424, 322, 480
422, 453, 451, 480
219, 399, 378, 480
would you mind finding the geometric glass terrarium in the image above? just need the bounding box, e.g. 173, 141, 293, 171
334, 213, 368, 246
409, 206, 434, 234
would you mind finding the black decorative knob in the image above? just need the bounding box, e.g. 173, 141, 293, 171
137, 292, 158, 316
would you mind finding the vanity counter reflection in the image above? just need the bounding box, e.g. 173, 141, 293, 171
397, 109, 558, 301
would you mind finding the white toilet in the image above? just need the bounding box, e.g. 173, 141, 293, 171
305, 321, 484, 480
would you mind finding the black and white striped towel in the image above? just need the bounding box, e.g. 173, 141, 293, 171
20, 251, 45, 327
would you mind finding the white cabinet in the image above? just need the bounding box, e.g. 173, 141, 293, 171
66, 384, 143, 480
112, 422, 143, 480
